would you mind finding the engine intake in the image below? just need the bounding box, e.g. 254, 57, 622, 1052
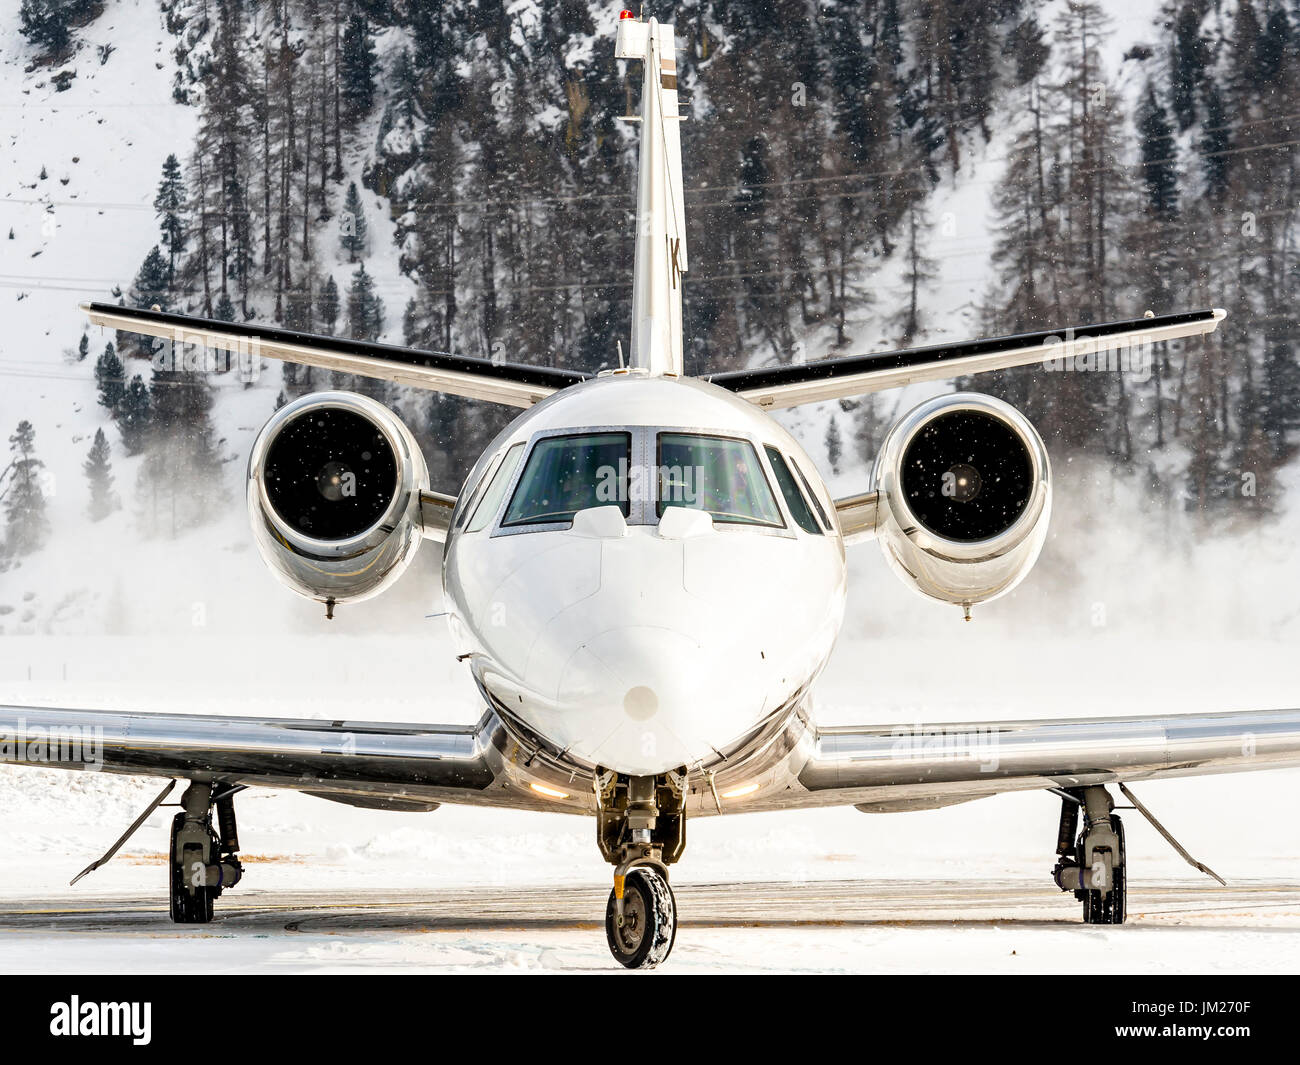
872, 393, 1050, 611
247, 392, 428, 608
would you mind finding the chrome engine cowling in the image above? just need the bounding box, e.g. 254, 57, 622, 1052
247, 391, 428, 607
872, 393, 1051, 610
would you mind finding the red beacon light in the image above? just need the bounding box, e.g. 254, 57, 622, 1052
619, 9, 635, 19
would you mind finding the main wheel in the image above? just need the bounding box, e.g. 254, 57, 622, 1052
1080, 814, 1126, 925
605, 867, 676, 969
169, 812, 215, 924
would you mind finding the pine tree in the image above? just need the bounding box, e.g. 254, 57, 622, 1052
130, 244, 173, 318
1137, 83, 1178, 220
825, 415, 843, 475
1170, 2, 1207, 131
118, 246, 174, 361
77, 332, 89, 361
94, 342, 126, 413
117, 374, 152, 456
1199, 79, 1232, 202
1007, 14, 1050, 85
154, 154, 186, 285
19, 0, 70, 57
83, 428, 118, 521
1254, 6, 1290, 85
402, 297, 430, 348
3, 420, 49, 558
214, 291, 236, 323
346, 262, 384, 340
340, 6, 376, 121
894, 186, 937, 346
138, 362, 222, 536
318, 274, 340, 334
340, 181, 367, 262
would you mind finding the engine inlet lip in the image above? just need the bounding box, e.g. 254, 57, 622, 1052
249, 391, 416, 558
878, 394, 1051, 559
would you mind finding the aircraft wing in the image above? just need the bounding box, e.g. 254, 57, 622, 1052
718, 707, 1300, 814
80, 302, 589, 408
707, 309, 1225, 410
0, 704, 587, 815
11, 702, 1299, 820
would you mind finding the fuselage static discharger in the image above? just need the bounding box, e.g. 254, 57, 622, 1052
8, 13, 1287, 970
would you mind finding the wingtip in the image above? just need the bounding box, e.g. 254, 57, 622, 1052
1212, 307, 1227, 321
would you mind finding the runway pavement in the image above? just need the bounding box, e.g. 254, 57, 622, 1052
2, 878, 1298, 935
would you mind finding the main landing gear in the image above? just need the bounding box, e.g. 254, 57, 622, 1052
1051, 785, 1125, 924
596, 771, 686, 968
169, 781, 245, 924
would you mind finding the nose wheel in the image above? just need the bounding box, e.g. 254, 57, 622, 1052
595, 771, 687, 968
605, 866, 677, 968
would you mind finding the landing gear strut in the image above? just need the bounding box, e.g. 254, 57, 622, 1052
1051, 785, 1126, 925
596, 771, 686, 968
169, 781, 244, 924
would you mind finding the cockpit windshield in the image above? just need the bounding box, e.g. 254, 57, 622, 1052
502, 432, 631, 526
657, 433, 782, 527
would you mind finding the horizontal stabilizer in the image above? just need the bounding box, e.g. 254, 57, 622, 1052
709, 309, 1226, 409
81, 302, 587, 408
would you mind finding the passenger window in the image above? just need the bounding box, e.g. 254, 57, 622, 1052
465, 443, 525, 532
657, 433, 782, 527
792, 458, 832, 532
502, 432, 631, 526
764, 446, 822, 535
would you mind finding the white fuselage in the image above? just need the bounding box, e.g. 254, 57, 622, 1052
442, 374, 847, 776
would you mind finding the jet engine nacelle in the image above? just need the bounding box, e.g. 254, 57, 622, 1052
872, 393, 1051, 611
247, 391, 428, 607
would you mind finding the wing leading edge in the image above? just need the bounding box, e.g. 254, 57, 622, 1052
709, 308, 1226, 410
0, 704, 588, 816
81, 302, 589, 408
737, 707, 1300, 814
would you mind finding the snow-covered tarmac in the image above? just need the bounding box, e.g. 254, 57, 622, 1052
2, 879, 1298, 974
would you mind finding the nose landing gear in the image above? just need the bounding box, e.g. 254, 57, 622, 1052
596, 771, 686, 968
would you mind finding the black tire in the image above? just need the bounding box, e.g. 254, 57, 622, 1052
1080, 815, 1126, 925
1110, 815, 1126, 924
605, 867, 676, 969
169, 812, 215, 924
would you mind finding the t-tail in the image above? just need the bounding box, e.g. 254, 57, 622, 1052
617, 12, 688, 376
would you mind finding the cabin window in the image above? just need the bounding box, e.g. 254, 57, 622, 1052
465, 443, 525, 532
502, 432, 631, 526
764, 446, 822, 535
656, 433, 782, 527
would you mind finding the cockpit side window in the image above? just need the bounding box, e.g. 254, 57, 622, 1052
792, 459, 833, 532
455, 452, 503, 531
764, 446, 823, 535
657, 433, 783, 527
465, 442, 525, 533
502, 432, 631, 527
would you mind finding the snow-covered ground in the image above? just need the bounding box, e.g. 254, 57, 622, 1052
2, 1, 1299, 973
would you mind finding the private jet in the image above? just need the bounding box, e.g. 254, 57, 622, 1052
4, 13, 1295, 968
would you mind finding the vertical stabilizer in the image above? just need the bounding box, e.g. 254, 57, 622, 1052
616, 14, 688, 376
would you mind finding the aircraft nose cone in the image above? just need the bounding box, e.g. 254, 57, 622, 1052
556, 626, 753, 775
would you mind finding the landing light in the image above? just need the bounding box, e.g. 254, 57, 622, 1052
530, 782, 569, 800
720, 782, 760, 800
